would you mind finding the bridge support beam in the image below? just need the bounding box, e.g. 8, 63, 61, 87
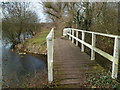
112, 37, 119, 79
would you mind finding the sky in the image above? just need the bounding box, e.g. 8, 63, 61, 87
1, 1, 48, 23
30, 2, 47, 22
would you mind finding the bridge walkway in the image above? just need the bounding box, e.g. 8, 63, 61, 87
53, 38, 104, 87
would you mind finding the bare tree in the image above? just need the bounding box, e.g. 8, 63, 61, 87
43, 2, 67, 30
2, 2, 39, 48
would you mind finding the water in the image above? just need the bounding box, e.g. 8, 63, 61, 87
2, 45, 47, 87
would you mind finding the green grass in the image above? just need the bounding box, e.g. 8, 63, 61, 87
23, 30, 50, 54
25, 30, 50, 45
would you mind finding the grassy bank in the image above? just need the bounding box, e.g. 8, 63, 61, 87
17, 29, 50, 54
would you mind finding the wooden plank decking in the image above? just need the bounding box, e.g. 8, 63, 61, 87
53, 38, 104, 87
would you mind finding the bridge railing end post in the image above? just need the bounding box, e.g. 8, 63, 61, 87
46, 28, 54, 83
111, 37, 119, 79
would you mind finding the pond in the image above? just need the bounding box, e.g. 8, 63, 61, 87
2, 45, 47, 87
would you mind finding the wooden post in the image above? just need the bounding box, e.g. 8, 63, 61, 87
81, 31, 85, 52
76, 31, 78, 46
112, 36, 119, 79
69, 29, 72, 40
46, 29, 54, 83
91, 33, 96, 60
72, 30, 74, 43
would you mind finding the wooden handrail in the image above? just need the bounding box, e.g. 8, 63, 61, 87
71, 28, 120, 38
63, 28, 120, 79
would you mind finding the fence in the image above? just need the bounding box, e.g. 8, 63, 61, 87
63, 28, 120, 79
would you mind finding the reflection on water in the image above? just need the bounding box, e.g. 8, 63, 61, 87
2, 47, 47, 87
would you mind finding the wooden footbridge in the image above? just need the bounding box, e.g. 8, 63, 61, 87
46, 28, 120, 86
